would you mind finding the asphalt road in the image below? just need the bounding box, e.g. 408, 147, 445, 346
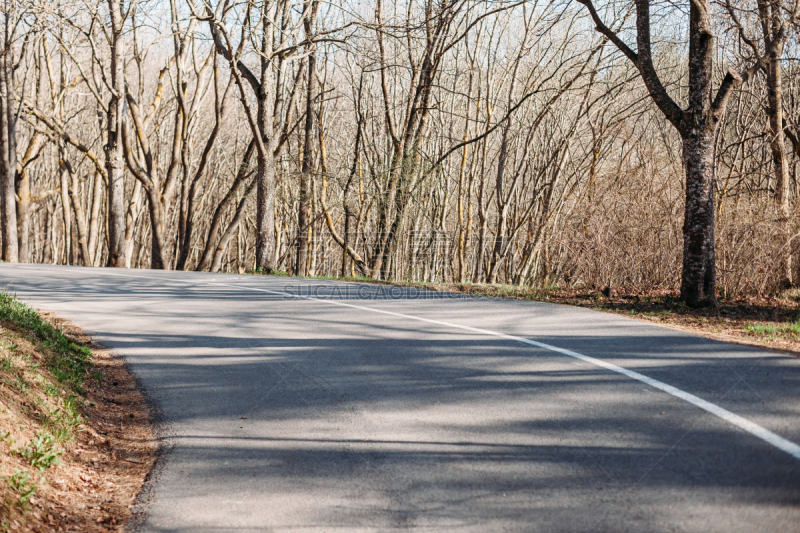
1, 263, 799, 532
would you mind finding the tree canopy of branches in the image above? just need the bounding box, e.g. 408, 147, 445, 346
0, 0, 798, 305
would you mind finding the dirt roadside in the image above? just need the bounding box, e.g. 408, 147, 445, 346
1, 304, 157, 532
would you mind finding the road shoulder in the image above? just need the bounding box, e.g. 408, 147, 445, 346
0, 298, 157, 532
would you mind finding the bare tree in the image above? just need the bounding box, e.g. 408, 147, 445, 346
0, 0, 28, 262
576, 0, 797, 306
103, 0, 131, 266
4, 0, 800, 302
724, 0, 799, 286
296, 0, 318, 276
205, 0, 287, 272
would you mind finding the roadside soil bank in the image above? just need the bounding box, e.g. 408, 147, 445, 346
0, 294, 157, 532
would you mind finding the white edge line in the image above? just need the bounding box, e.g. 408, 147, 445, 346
10, 266, 800, 461
215, 282, 800, 462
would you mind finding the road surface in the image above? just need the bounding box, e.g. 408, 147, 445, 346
1, 263, 798, 532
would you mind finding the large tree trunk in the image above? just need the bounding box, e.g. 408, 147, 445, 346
254, 147, 276, 271
254, 11, 277, 272
680, 128, 717, 306
105, 0, 127, 267
0, 53, 17, 262
678, 0, 718, 306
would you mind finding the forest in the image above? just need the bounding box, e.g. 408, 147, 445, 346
1, 0, 799, 306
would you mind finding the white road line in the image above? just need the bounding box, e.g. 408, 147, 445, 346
9, 266, 800, 461
212, 282, 800, 461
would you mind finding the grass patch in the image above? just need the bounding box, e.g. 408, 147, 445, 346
0, 291, 158, 532
0, 292, 93, 394
3, 471, 36, 508
14, 432, 62, 472
0, 291, 94, 519
744, 321, 800, 339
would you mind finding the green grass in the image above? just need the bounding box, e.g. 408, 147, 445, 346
0, 292, 93, 394
11, 375, 28, 393
14, 432, 62, 472
744, 321, 800, 338
39, 394, 84, 440
0, 292, 96, 512
0, 354, 13, 372
4, 470, 36, 508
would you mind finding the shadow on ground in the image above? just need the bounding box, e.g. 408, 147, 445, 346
5, 268, 800, 532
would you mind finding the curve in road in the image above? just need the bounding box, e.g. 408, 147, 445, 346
1, 263, 798, 532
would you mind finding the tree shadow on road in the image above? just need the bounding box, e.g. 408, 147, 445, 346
5, 269, 800, 532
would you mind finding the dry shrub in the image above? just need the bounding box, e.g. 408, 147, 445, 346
555, 148, 794, 299
557, 139, 683, 292
715, 200, 797, 299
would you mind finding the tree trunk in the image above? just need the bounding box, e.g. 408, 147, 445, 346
58, 155, 72, 265
105, 0, 127, 267
487, 126, 510, 283
677, 0, 718, 306
15, 169, 29, 263
146, 194, 168, 270
765, 31, 791, 286
43, 200, 53, 264
254, 16, 277, 273
67, 168, 92, 265
680, 127, 717, 306
296, 50, 315, 276
124, 180, 143, 268
87, 171, 103, 265
296, 1, 317, 277
255, 148, 276, 271
0, 53, 17, 262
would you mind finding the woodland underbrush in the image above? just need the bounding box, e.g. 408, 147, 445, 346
555, 185, 798, 301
